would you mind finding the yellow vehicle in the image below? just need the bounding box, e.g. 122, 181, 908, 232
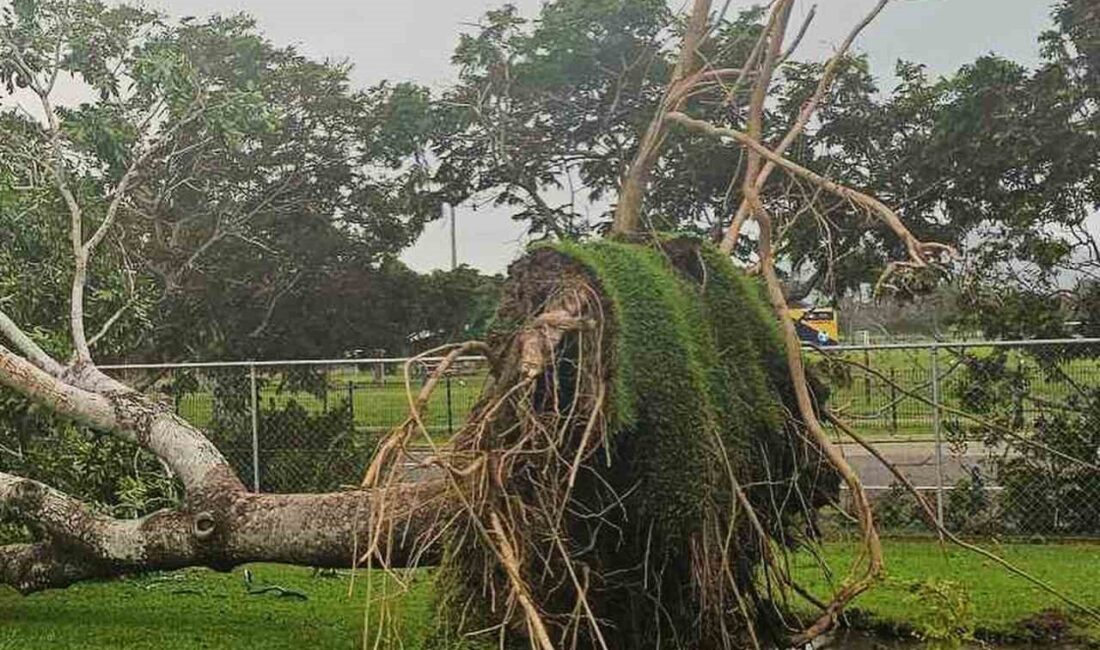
789, 306, 839, 345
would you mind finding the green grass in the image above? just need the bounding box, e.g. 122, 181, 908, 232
0, 565, 437, 650
791, 539, 1100, 643
3, 541, 1097, 648
810, 345, 1100, 441
174, 369, 488, 438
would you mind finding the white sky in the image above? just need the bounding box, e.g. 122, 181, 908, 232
16, 0, 1059, 273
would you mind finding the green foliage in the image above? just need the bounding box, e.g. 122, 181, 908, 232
870, 483, 924, 532
998, 397, 1100, 535
256, 400, 364, 493
0, 522, 25, 545
409, 265, 503, 352
1, 1, 448, 363
904, 578, 976, 650
0, 387, 179, 517
435, 0, 761, 237
436, 0, 1100, 339
945, 474, 997, 536
173, 369, 369, 493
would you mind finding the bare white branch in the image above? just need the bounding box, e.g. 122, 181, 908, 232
721, 0, 891, 253
0, 310, 64, 377
86, 300, 134, 350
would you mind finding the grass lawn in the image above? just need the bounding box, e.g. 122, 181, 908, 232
0, 565, 437, 650
3, 540, 1098, 648
791, 539, 1100, 643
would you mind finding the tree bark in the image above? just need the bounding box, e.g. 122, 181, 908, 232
0, 342, 447, 594
0, 471, 445, 594
610, 0, 713, 235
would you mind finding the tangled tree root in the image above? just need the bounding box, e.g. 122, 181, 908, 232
366, 237, 841, 649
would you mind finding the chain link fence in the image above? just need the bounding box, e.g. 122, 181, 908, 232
103, 357, 487, 494
811, 338, 1100, 538
101, 339, 1100, 538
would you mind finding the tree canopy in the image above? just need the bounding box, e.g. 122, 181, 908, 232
434, 0, 1100, 337
0, 1, 487, 362
5, 0, 1096, 355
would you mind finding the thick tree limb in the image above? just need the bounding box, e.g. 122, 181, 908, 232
0, 473, 447, 594
740, 0, 794, 236
748, 190, 883, 644
0, 33, 93, 362
610, 0, 714, 235
0, 472, 194, 567
0, 344, 233, 492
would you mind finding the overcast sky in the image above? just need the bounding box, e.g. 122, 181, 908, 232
124, 1, 1057, 273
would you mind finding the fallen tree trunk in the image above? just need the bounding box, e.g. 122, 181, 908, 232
0, 343, 448, 593
0, 468, 445, 594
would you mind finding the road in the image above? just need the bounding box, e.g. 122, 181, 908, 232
839, 440, 997, 490
399, 440, 1000, 492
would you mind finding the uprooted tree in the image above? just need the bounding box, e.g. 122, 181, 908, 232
0, 0, 982, 648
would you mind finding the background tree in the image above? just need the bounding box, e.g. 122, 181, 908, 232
433, 0, 786, 239
0, 0, 1094, 647
1, 5, 443, 364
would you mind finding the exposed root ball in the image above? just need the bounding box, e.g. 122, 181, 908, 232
375, 238, 838, 649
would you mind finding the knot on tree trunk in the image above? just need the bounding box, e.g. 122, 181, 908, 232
191, 511, 217, 541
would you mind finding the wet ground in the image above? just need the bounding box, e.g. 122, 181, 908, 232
816, 629, 1089, 649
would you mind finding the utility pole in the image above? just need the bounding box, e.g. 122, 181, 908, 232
449, 203, 457, 271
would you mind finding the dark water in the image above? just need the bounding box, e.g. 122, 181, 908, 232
816, 629, 1087, 649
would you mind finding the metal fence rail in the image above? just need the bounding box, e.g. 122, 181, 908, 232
97, 338, 1100, 538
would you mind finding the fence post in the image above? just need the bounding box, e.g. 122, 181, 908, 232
930, 344, 945, 528
863, 348, 872, 401
250, 364, 260, 493
889, 367, 898, 435
446, 373, 454, 437
347, 381, 355, 418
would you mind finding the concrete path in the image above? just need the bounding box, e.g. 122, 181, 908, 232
838, 440, 998, 490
